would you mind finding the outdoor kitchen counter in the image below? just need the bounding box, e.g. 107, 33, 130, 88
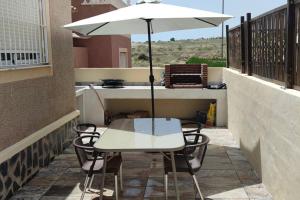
91, 86, 226, 99
76, 86, 227, 126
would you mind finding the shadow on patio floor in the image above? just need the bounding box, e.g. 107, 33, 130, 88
10, 128, 272, 200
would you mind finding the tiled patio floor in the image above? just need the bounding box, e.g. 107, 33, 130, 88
11, 128, 272, 200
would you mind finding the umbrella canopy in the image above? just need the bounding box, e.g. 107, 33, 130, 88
65, 2, 232, 35
64, 2, 232, 119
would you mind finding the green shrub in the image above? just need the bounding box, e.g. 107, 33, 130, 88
186, 56, 226, 67
137, 53, 149, 61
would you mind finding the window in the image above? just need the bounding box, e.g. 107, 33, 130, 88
0, 0, 48, 68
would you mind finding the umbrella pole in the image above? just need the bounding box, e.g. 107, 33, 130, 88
146, 19, 155, 119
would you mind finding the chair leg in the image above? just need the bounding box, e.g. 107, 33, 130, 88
88, 174, 95, 190
164, 173, 168, 200
119, 163, 124, 191
114, 174, 119, 200
100, 153, 108, 200
170, 152, 180, 200
81, 175, 90, 200
192, 175, 205, 200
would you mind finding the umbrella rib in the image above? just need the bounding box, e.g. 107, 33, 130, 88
87, 22, 110, 35
194, 18, 217, 27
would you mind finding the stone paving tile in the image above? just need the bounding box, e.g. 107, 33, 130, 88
40, 197, 96, 200
228, 155, 248, 162
11, 128, 273, 200
197, 187, 249, 199
244, 184, 272, 199
122, 167, 151, 178
122, 160, 151, 169
54, 172, 87, 186
250, 197, 272, 200
197, 169, 237, 178
146, 176, 194, 188
10, 185, 50, 200
198, 176, 242, 189
25, 174, 58, 187
123, 177, 148, 187
148, 167, 165, 178
225, 148, 245, 157
144, 186, 195, 198
11, 197, 42, 200
205, 145, 228, 157
201, 156, 235, 170
120, 187, 145, 199
236, 169, 261, 186
231, 160, 253, 170
203, 199, 250, 200
25, 167, 65, 187
44, 184, 84, 197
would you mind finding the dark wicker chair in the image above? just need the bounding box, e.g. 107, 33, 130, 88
73, 123, 101, 147
73, 123, 98, 137
73, 135, 123, 200
180, 111, 207, 134
176, 120, 202, 155
163, 133, 209, 200
181, 120, 201, 134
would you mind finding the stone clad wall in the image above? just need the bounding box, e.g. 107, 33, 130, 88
0, 120, 76, 199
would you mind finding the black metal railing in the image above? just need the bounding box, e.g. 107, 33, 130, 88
227, 0, 300, 89
294, 3, 300, 87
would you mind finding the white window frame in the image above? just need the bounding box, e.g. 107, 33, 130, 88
0, 0, 52, 70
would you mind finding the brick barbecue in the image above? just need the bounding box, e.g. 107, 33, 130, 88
165, 64, 208, 88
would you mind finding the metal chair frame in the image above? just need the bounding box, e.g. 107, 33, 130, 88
73, 135, 123, 200
164, 133, 209, 200
73, 123, 98, 136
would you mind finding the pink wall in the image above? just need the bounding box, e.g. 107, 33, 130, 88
73, 47, 88, 68
74, 36, 113, 67
71, 0, 132, 68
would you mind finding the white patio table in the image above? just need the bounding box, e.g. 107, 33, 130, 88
93, 118, 185, 200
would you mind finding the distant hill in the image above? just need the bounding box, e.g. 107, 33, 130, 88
131, 38, 225, 68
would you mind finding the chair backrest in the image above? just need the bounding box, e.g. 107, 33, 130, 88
181, 120, 201, 134
196, 134, 209, 165
73, 123, 97, 137
73, 135, 99, 167
184, 133, 209, 166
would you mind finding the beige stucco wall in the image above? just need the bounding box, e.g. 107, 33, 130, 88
0, 0, 75, 151
223, 68, 300, 200
74, 67, 224, 83
75, 67, 163, 83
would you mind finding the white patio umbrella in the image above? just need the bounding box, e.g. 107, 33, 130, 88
64, 1, 232, 118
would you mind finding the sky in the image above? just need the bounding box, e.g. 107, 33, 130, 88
131, 0, 286, 42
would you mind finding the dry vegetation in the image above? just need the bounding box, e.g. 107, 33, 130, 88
132, 38, 225, 67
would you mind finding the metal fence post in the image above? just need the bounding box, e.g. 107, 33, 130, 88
246, 13, 253, 76
240, 16, 246, 73
285, 0, 296, 88
226, 25, 230, 68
